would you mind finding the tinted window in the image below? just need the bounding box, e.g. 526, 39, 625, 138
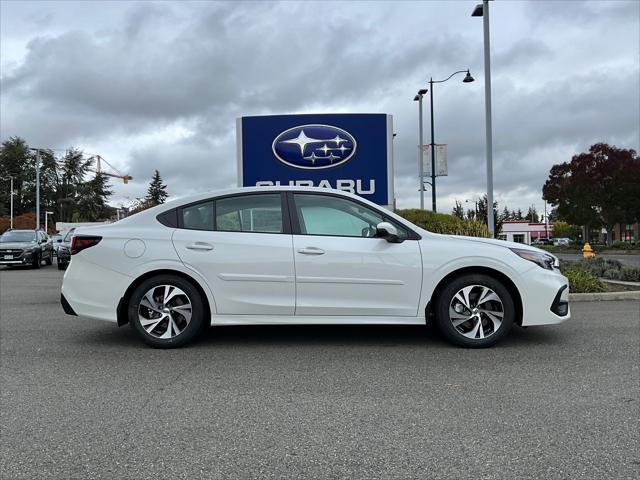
182, 201, 214, 231
215, 194, 283, 233
294, 194, 406, 238
63, 229, 75, 242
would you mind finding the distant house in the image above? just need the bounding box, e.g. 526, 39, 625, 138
499, 221, 552, 245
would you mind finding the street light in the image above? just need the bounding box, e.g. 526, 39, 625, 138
29, 148, 41, 229
44, 211, 54, 233
427, 69, 474, 212
9, 176, 14, 229
414, 88, 428, 209
472, 0, 495, 237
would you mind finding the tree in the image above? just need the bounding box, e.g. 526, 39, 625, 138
76, 173, 113, 221
0, 137, 33, 216
543, 143, 640, 244
514, 209, 523, 220
145, 170, 169, 206
452, 200, 465, 219
477, 194, 501, 235
500, 206, 511, 222
57, 149, 91, 222
526, 205, 539, 223
552, 221, 581, 240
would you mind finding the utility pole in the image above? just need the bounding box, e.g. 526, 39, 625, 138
34, 149, 41, 229
9, 176, 14, 229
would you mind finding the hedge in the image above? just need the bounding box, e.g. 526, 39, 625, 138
395, 209, 490, 237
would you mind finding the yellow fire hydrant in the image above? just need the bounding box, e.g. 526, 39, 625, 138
582, 242, 595, 259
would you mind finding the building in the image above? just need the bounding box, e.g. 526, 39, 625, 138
499, 221, 552, 245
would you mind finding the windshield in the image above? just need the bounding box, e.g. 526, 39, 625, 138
0, 231, 36, 243
63, 229, 75, 242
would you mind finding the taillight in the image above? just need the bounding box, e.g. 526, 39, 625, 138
70, 235, 102, 255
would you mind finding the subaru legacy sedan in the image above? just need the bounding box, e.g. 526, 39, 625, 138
61, 187, 570, 348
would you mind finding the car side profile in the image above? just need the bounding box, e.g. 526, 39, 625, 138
61, 187, 570, 348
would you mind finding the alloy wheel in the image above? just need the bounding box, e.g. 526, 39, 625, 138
137, 285, 192, 339
449, 285, 504, 339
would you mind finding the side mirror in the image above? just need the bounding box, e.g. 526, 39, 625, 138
376, 222, 403, 243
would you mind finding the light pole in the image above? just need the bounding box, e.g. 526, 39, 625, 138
44, 211, 54, 233
9, 176, 14, 229
428, 70, 474, 212
30, 148, 41, 229
413, 89, 428, 209
472, 0, 495, 237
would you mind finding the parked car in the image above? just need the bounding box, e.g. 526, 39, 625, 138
532, 238, 553, 246
56, 228, 75, 270
0, 228, 54, 268
553, 237, 572, 246
61, 187, 570, 349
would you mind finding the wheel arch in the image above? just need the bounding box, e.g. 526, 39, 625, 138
426, 266, 523, 326
116, 269, 212, 327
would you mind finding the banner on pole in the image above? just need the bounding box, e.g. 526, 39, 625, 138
420, 144, 448, 177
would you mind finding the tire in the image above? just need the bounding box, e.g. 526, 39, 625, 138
128, 274, 205, 348
57, 261, 66, 270
435, 273, 514, 348
32, 253, 41, 269
45, 253, 53, 266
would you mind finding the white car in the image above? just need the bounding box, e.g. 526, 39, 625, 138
61, 187, 570, 348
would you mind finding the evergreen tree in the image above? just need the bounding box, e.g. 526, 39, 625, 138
500, 206, 511, 222
515, 209, 524, 220
526, 206, 540, 223
145, 170, 169, 206
0, 137, 32, 216
452, 200, 465, 219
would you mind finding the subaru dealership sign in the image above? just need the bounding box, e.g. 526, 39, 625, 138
237, 114, 394, 207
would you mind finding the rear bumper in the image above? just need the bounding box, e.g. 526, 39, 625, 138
61, 258, 131, 323
60, 294, 77, 316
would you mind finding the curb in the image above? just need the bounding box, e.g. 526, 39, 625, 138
570, 291, 640, 302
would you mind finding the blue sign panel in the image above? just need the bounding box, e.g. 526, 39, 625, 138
237, 114, 394, 206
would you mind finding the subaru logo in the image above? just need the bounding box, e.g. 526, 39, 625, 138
272, 124, 357, 169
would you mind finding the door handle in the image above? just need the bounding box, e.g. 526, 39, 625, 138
297, 247, 325, 255
186, 242, 214, 251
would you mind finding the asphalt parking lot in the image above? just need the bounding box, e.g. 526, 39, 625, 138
1, 265, 639, 480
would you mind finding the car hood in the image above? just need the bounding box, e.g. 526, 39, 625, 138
441, 235, 549, 254
0, 242, 38, 249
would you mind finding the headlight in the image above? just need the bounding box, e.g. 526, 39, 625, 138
510, 248, 558, 270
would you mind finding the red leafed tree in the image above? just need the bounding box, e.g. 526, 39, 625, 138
543, 143, 640, 244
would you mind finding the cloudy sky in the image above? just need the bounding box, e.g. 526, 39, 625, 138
1, 0, 639, 214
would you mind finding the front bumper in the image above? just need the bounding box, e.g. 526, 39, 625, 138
0, 251, 36, 265
520, 267, 571, 326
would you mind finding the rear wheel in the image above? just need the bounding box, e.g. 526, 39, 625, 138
128, 275, 204, 348
45, 253, 53, 266
435, 273, 514, 348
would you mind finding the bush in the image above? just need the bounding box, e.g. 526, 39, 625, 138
620, 266, 640, 282
603, 268, 622, 280
610, 241, 634, 250
562, 265, 607, 293
395, 209, 490, 237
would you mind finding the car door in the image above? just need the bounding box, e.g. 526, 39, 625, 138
172, 193, 296, 315
290, 193, 423, 317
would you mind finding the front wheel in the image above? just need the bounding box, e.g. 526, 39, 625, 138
128, 275, 205, 348
435, 273, 514, 348
32, 253, 41, 269
45, 253, 53, 266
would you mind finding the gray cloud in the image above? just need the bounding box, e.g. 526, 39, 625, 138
1, 0, 638, 213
